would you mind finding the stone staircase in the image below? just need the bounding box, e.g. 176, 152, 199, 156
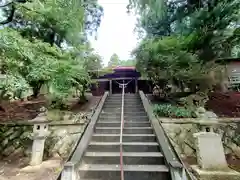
78, 94, 171, 180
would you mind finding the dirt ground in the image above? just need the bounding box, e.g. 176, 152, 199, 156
0, 95, 47, 122
0, 94, 101, 180
0, 156, 62, 180
0, 93, 101, 122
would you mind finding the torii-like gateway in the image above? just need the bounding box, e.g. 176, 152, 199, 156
91, 66, 153, 95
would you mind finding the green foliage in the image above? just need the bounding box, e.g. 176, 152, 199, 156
0, 74, 29, 100
84, 52, 104, 78
107, 53, 136, 68
0, 27, 91, 107
130, 0, 239, 94
0, 0, 104, 109
133, 36, 213, 86
0, 28, 58, 81
153, 104, 195, 118
108, 53, 121, 68
130, 0, 240, 60
118, 59, 136, 67
1, 0, 103, 45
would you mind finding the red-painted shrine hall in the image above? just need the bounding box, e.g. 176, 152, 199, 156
91, 66, 153, 96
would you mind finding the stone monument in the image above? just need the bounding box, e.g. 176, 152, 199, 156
194, 132, 228, 170
191, 131, 240, 180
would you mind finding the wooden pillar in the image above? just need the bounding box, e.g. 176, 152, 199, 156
135, 78, 138, 93
109, 79, 112, 95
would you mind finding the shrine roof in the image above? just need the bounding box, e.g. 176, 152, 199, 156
98, 66, 140, 79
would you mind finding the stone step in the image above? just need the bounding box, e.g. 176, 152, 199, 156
92, 134, 156, 142
106, 101, 142, 105
87, 142, 160, 152
103, 104, 143, 108
100, 110, 146, 115
104, 104, 143, 108
101, 107, 145, 112
98, 115, 149, 119
105, 101, 142, 105
100, 112, 146, 115
124, 116, 149, 121
124, 112, 146, 116
96, 121, 151, 127
108, 94, 138, 97
107, 96, 140, 99
107, 99, 141, 102
98, 117, 149, 122
94, 127, 153, 134
99, 112, 147, 118
81, 152, 164, 165
79, 164, 170, 180
97, 117, 150, 122
124, 108, 145, 111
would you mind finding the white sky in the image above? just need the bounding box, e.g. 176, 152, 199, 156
90, 0, 139, 65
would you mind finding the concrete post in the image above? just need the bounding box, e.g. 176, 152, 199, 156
194, 132, 228, 170
61, 162, 79, 180
109, 79, 112, 95
135, 78, 138, 93
30, 123, 50, 166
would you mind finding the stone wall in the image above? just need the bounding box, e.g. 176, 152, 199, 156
0, 111, 91, 160
0, 125, 32, 159
162, 122, 240, 158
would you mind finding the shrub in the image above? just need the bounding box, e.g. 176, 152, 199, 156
153, 104, 194, 118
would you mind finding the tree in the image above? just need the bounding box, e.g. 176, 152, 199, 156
0, 0, 103, 108
84, 52, 103, 78
108, 53, 121, 68
0, 28, 90, 102
129, 0, 240, 61
129, 0, 240, 93
118, 59, 136, 66
1, 0, 103, 46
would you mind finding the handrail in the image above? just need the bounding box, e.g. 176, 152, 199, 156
120, 81, 125, 180
139, 91, 196, 180
114, 80, 135, 180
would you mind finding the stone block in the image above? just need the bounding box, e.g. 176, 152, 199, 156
2, 145, 15, 156
61, 162, 79, 180
194, 132, 228, 170
30, 138, 46, 166
191, 165, 240, 180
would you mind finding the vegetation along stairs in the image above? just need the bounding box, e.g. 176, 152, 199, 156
58, 91, 194, 180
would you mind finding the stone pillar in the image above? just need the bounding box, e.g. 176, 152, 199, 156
135, 78, 138, 93
194, 132, 228, 170
109, 79, 112, 95
30, 123, 50, 166
61, 162, 79, 180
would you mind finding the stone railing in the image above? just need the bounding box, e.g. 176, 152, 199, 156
59, 91, 109, 180
139, 91, 194, 180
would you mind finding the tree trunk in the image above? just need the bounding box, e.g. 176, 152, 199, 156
79, 91, 87, 103
32, 87, 40, 98
30, 81, 44, 98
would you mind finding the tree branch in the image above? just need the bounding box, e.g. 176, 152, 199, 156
0, 3, 15, 25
